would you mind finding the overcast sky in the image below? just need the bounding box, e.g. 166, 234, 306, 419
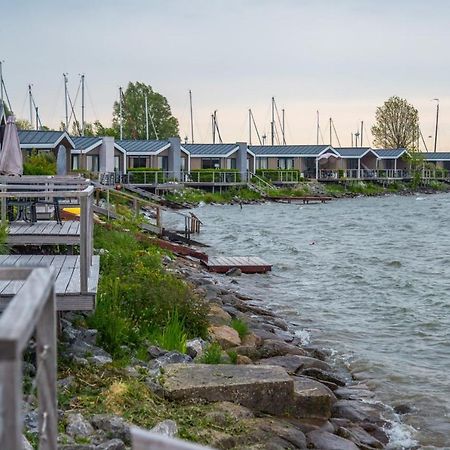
2, 0, 450, 148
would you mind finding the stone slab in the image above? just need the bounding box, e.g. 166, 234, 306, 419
162, 364, 294, 416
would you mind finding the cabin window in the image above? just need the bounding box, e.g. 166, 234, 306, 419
278, 158, 294, 169
202, 158, 220, 169
226, 158, 237, 169
385, 159, 395, 170
158, 156, 169, 171
87, 155, 99, 172
257, 158, 268, 170
71, 155, 79, 171
114, 155, 121, 171
443, 161, 450, 170
347, 159, 358, 170
181, 157, 187, 171
132, 157, 147, 168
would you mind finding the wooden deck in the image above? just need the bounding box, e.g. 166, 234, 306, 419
7, 220, 80, 245
202, 256, 272, 274
0, 254, 100, 311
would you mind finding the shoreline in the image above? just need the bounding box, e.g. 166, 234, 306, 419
169, 255, 416, 449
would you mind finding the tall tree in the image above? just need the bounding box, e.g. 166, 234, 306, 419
112, 82, 179, 140
15, 119, 33, 130
71, 120, 118, 138
371, 96, 419, 149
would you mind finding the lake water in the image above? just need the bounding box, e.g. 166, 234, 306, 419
175, 194, 450, 449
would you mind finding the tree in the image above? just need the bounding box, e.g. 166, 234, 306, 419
15, 119, 33, 130
371, 96, 419, 149
70, 120, 118, 138
112, 82, 179, 140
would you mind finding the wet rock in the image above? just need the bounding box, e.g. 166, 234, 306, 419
226, 267, 242, 277
150, 351, 192, 369
393, 403, 413, 414
293, 376, 337, 419
359, 422, 389, 445
95, 440, 126, 450
209, 325, 241, 348
335, 385, 375, 400
253, 418, 307, 449
258, 339, 307, 358
147, 345, 167, 359
66, 412, 94, 438
150, 419, 178, 437
91, 415, 130, 443
332, 400, 385, 424
241, 332, 263, 348
237, 355, 253, 364
336, 425, 384, 449
303, 346, 331, 361
300, 368, 346, 386
162, 363, 294, 416
306, 429, 359, 450
186, 338, 207, 358
207, 304, 232, 326
258, 355, 331, 375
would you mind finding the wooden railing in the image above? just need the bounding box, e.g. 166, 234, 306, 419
256, 170, 300, 183
318, 169, 411, 180
0, 177, 94, 293
0, 267, 57, 450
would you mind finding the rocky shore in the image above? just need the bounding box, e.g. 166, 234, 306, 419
20, 249, 417, 450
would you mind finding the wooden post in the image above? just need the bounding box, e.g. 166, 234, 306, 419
1, 186, 6, 226
133, 198, 139, 217
80, 195, 88, 293
106, 189, 110, 220
36, 285, 57, 450
156, 207, 161, 229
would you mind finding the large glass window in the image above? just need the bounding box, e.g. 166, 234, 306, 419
158, 156, 169, 171
201, 158, 220, 169
132, 157, 147, 168
277, 158, 294, 169
347, 159, 358, 170
257, 158, 268, 170
87, 155, 99, 172
72, 154, 79, 171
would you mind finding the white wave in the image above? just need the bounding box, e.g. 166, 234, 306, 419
385, 417, 418, 449
293, 328, 310, 345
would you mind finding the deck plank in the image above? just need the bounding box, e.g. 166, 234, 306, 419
203, 256, 272, 274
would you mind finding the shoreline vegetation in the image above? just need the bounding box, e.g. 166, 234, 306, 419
165, 180, 450, 206
20, 188, 424, 449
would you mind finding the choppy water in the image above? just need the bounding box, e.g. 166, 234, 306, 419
169, 194, 450, 449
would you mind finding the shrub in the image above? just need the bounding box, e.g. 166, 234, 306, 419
231, 318, 249, 339
23, 150, 56, 175
227, 350, 238, 364
255, 169, 301, 182
200, 342, 223, 364
89, 225, 208, 357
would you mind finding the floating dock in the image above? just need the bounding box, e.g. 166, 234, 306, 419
269, 196, 332, 204
202, 256, 272, 274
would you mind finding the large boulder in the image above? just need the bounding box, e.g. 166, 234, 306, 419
65, 413, 94, 439
150, 419, 178, 437
293, 377, 337, 420
91, 414, 130, 443
209, 325, 241, 348
162, 363, 294, 416
306, 429, 359, 450
258, 340, 307, 358
207, 304, 232, 326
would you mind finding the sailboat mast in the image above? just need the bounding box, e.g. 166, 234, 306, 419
282, 109, 286, 145
81, 74, 85, 136
145, 95, 149, 140
28, 84, 33, 128
119, 86, 123, 140
360, 121, 364, 147
189, 90, 194, 143
63, 74, 69, 130
316, 111, 320, 145
271, 97, 275, 145
248, 109, 252, 145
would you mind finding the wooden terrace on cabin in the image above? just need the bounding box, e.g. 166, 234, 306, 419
0, 176, 99, 311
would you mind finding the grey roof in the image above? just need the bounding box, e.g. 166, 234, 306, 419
335, 147, 372, 158
249, 145, 331, 156
373, 148, 407, 158
18, 130, 73, 148
71, 136, 102, 151
420, 152, 450, 161
183, 143, 239, 156
116, 139, 170, 153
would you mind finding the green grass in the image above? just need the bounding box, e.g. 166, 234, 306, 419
199, 342, 223, 364
57, 362, 247, 444
152, 310, 188, 353
227, 350, 238, 364
231, 318, 249, 339
166, 187, 261, 204
88, 225, 208, 358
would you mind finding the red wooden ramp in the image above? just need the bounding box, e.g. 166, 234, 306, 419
202, 256, 272, 274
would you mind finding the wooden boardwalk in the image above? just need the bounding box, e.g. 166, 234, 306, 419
7, 220, 80, 245
269, 196, 332, 204
202, 256, 272, 274
0, 254, 100, 311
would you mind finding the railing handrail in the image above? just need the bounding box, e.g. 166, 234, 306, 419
0, 184, 94, 198
0, 267, 57, 450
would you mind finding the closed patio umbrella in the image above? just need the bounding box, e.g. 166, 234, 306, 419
0, 116, 23, 175
56, 144, 67, 175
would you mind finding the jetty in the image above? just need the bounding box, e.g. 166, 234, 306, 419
268, 195, 332, 204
